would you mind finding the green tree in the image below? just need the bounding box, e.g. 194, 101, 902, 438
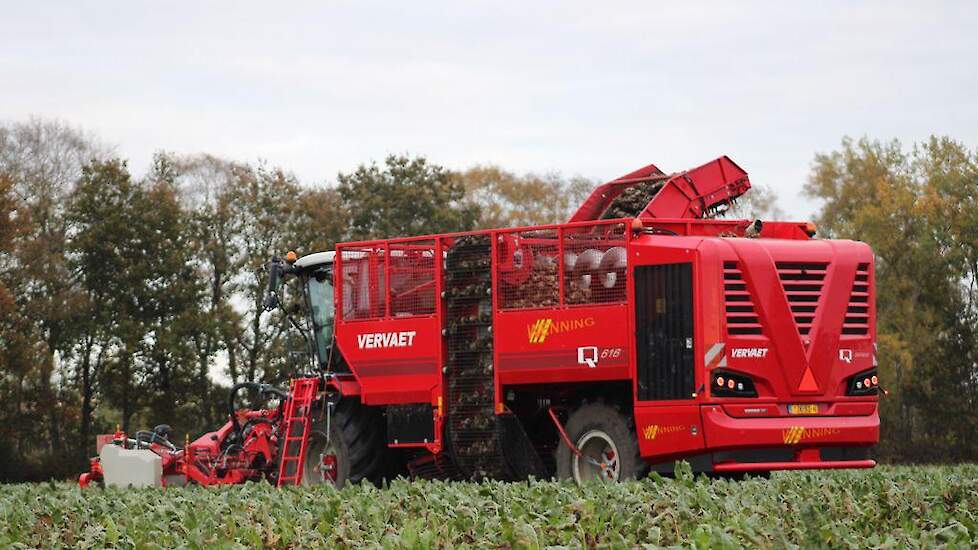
0, 120, 363, 478
0, 173, 50, 478
137, 156, 211, 434
0, 174, 14, 250
157, 153, 346, 389
0, 119, 104, 477
225, 164, 311, 384
338, 155, 479, 239
66, 158, 207, 438
806, 136, 978, 462
292, 185, 347, 254
158, 152, 249, 425
0, 174, 17, 355
67, 159, 146, 438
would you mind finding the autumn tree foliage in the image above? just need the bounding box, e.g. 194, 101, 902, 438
452, 165, 594, 229
0, 120, 106, 479
806, 136, 978, 461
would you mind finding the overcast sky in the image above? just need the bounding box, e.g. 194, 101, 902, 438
2, 2, 976, 218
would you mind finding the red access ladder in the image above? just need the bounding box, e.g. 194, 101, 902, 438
276, 377, 320, 487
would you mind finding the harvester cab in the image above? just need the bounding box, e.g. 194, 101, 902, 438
265, 251, 338, 372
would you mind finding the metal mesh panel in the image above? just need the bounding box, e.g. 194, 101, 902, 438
339, 247, 386, 320
495, 222, 629, 310
562, 222, 628, 305
389, 240, 437, 317
497, 229, 560, 310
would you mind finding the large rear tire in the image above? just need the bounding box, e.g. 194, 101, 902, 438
301, 400, 387, 488
555, 402, 647, 483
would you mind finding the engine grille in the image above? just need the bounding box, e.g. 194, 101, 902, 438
725, 260, 871, 338
776, 262, 828, 336
723, 261, 762, 335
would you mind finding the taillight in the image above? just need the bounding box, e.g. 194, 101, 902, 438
711, 370, 758, 397
847, 369, 879, 396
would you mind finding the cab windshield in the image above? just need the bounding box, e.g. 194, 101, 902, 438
305, 268, 334, 367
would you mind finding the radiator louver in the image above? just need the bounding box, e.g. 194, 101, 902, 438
843, 263, 870, 335
724, 261, 762, 335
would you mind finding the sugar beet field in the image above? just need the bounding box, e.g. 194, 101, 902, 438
1, 465, 976, 548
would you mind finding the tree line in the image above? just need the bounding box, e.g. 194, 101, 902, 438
0, 119, 974, 480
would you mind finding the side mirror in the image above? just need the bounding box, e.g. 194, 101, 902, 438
264, 258, 283, 311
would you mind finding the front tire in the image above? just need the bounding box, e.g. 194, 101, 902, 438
301, 399, 386, 488
556, 402, 646, 483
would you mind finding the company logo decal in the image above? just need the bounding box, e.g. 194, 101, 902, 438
839, 349, 853, 363
527, 316, 594, 344
357, 331, 417, 349
782, 426, 804, 444
577, 346, 598, 368
730, 347, 769, 359
573, 346, 624, 368
782, 426, 842, 445
643, 424, 685, 441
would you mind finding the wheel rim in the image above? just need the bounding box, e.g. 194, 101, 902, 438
572, 430, 620, 482
303, 431, 339, 486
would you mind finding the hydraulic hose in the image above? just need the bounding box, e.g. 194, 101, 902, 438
227, 382, 289, 441
228, 382, 263, 441
133, 430, 177, 451
134, 431, 156, 447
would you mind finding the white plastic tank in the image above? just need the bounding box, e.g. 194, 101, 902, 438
99, 444, 163, 488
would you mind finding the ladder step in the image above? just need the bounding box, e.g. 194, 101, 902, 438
276, 377, 321, 487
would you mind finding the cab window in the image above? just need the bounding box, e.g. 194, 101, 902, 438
306, 268, 334, 367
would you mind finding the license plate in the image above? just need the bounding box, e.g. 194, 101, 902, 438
787, 404, 819, 415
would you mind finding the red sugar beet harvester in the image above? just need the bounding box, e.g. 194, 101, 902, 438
80, 155, 879, 488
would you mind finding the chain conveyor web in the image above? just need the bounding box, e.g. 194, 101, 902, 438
443, 235, 513, 480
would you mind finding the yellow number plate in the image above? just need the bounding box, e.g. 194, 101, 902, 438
787, 404, 819, 415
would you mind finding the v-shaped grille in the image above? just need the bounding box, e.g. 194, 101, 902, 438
776, 262, 828, 336
724, 261, 761, 335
